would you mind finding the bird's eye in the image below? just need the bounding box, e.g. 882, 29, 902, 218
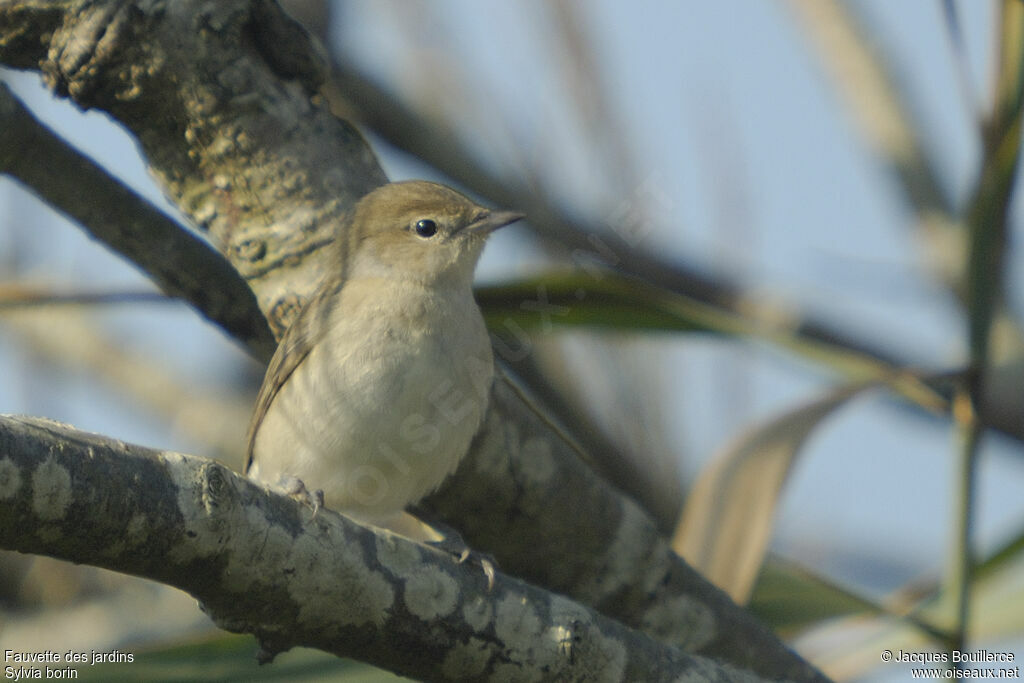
414, 219, 438, 238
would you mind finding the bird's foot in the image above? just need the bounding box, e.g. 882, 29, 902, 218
276, 476, 324, 517
455, 545, 498, 592
407, 508, 498, 590
427, 534, 497, 591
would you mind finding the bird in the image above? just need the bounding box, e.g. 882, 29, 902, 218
245, 180, 523, 548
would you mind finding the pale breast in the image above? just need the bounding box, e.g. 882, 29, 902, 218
250, 279, 494, 520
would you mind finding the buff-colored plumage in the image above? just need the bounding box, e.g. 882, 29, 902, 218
245, 181, 522, 536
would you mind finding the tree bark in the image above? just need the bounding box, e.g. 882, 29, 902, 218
0, 414, 767, 682
0, 1, 829, 680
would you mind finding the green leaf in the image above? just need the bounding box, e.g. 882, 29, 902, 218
750, 556, 886, 633
478, 272, 946, 413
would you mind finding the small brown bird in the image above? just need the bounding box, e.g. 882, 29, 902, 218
245, 181, 522, 544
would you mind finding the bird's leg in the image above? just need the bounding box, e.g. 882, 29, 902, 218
406, 506, 497, 590
275, 475, 325, 517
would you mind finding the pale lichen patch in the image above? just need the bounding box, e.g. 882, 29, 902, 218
506, 594, 627, 682
495, 595, 542, 646
0, 457, 23, 499
403, 567, 458, 621
442, 637, 491, 680
287, 530, 394, 629
220, 506, 297, 592
31, 456, 72, 521
374, 530, 424, 576
639, 595, 716, 651
163, 452, 199, 515
577, 628, 627, 682
462, 595, 493, 632
163, 452, 217, 563
581, 499, 652, 599
547, 594, 592, 629
163, 452, 247, 563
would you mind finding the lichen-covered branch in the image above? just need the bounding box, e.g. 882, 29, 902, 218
0, 82, 275, 360
0, 1, 827, 680
1, 0, 386, 336
0, 414, 769, 682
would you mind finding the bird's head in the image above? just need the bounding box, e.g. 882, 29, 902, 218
342, 181, 523, 286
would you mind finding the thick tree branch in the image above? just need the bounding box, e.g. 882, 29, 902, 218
1, 0, 386, 337
0, 1, 827, 680
0, 82, 276, 360
0, 414, 769, 682
430, 373, 829, 682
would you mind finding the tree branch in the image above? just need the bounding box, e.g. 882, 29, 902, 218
0, 82, 275, 360
0, 414, 769, 682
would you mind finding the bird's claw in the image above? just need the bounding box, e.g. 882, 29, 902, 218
457, 548, 497, 591
278, 476, 324, 517
428, 536, 498, 591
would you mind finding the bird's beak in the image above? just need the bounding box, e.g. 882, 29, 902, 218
465, 210, 525, 235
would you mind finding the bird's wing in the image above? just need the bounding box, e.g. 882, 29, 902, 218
244, 280, 341, 474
